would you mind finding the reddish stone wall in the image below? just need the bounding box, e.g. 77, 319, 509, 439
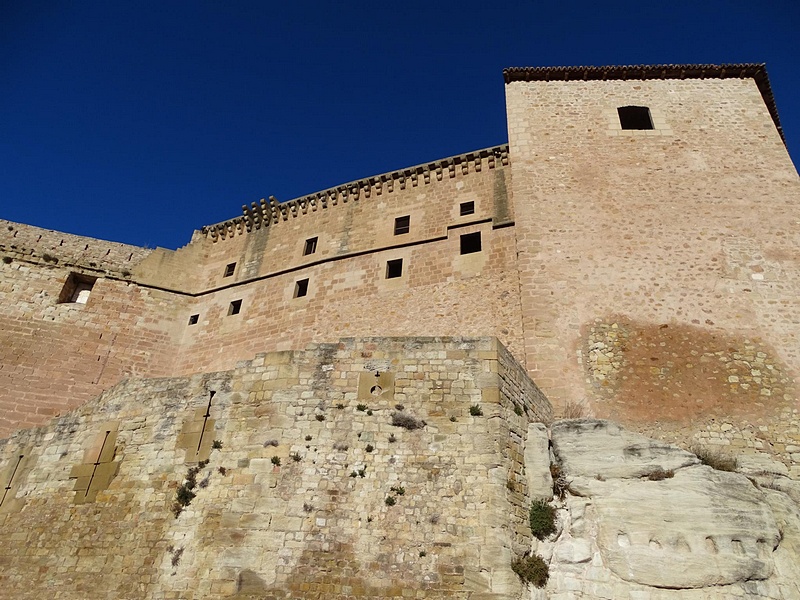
0, 259, 187, 436
506, 76, 800, 455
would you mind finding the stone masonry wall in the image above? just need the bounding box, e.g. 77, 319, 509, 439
0, 153, 522, 438
0, 251, 187, 438
506, 76, 800, 475
0, 336, 551, 600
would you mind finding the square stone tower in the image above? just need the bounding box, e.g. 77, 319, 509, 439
505, 65, 800, 437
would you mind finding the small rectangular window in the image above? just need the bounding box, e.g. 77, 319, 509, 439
294, 278, 309, 298
618, 106, 653, 130
188, 314, 199, 325
223, 262, 236, 277
303, 237, 318, 256
58, 273, 97, 304
460, 201, 475, 216
460, 232, 482, 255
228, 300, 242, 316
386, 258, 403, 279
394, 215, 410, 235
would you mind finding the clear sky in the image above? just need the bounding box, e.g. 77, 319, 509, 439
2, 1, 798, 249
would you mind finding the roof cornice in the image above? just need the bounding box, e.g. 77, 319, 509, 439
503, 63, 784, 144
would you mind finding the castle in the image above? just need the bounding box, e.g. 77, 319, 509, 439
0, 64, 799, 598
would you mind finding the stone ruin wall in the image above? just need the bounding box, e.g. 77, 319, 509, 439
505, 74, 800, 476
0, 337, 552, 600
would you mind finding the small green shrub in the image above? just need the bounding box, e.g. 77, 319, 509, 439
304, 435, 312, 441
358, 468, 366, 478
315, 414, 325, 422
511, 554, 549, 587
390, 485, 405, 496
385, 495, 396, 506
271, 456, 281, 466
514, 405, 523, 416
212, 440, 223, 450
365, 444, 374, 453
693, 447, 737, 472
469, 404, 483, 416
2, 256, 12, 264
217, 466, 227, 476
394, 404, 405, 411
290, 452, 302, 462
366, 409, 373, 416
529, 500, 556, 540
350, 471, 358, 478
357, 404, 368, 412
449, 416, 457, 422
336, 403, 344, 409
419, 550, 426, 557
388, 434, 396, 443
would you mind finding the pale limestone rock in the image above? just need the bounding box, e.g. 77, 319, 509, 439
551, 419, 698, 479
525, 423, 553, 501
540, 419, 800, 598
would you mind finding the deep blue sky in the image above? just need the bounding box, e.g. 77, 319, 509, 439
2, 1, 798, 249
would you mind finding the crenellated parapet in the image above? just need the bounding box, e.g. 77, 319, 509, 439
201, 144, 510, 242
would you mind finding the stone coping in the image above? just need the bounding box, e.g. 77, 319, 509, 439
503, 63, 785, 144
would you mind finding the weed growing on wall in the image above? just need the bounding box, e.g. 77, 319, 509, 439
692, 447, 737, 472
511, 554, 549, 587
469, 404, 483, 416
529, 500, 556, 540
391, 412, 425, 430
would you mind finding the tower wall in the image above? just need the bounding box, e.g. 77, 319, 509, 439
506, 74, 800, 450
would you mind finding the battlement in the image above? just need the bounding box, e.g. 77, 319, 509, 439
200, 144, 509, 242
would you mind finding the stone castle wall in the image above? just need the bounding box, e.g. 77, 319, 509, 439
2, 66, 800, 478
0, 337, 551, 599
506, 74, 800, 474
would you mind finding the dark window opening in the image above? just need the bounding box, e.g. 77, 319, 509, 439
223, 262, 236, 277
386, 258, 403, 279
303, 237, 318, 256
58, 273, 97, 304
228, 300, 242, 316
618, 106, 654, 130
460, 201, 475, 216
460, 232, 482, 255
294, 278, 309, 298
188, 314, 199, 325
394, 215, 410, 235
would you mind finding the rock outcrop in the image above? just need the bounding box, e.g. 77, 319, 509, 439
533, 419, 800, 599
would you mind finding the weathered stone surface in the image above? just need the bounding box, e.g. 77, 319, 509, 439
544, 419, 800, 598
525, 423, 553, 501
552, 419, 698, 479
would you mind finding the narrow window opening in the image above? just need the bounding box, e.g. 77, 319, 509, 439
618, 106, 653, 130
303, 237, 318, 256
460, 201, 475, 216
223, 262, 236, 277
294, 278, 309, 298
386, 258, 403, 279
394, 215, 410, 235
58, 273, 97, 304
460, 232, 482, 255
188, 314, 199, 325
228, 300, 242, 316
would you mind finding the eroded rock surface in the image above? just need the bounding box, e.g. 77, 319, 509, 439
536, 419, 800, 598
